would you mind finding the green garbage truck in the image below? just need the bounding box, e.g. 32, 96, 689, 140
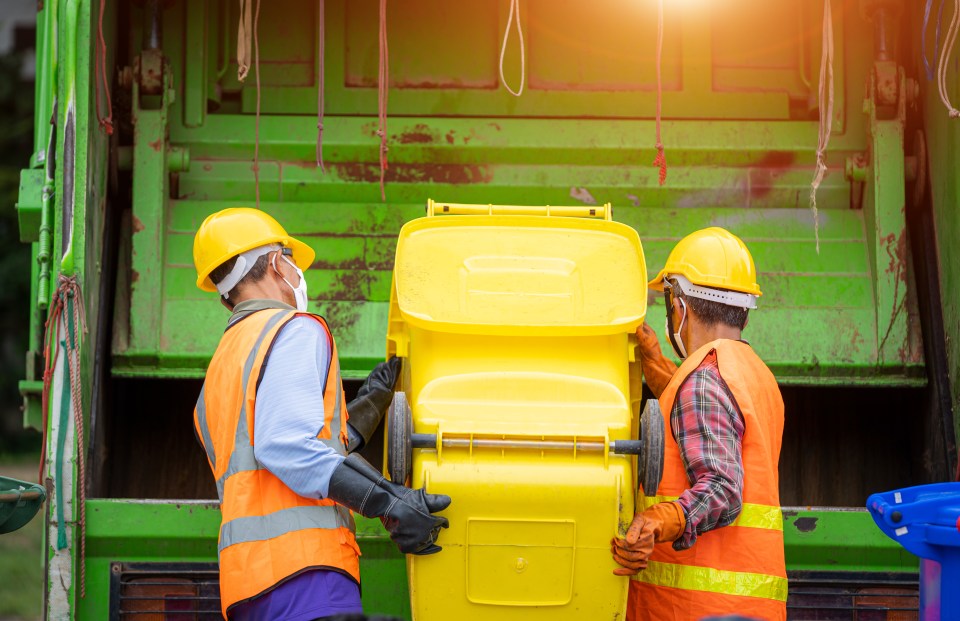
14, 0, 960, 617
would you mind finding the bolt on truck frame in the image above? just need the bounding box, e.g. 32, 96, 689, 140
15, 0, 960, 618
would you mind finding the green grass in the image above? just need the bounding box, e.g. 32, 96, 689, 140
0, 458, 43, 621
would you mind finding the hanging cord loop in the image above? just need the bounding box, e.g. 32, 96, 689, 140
936, 0, 960, 117
316, 0, 327, 172
810, 0, 835, 254
652, 0, 667, 186
253, 0, 263, 207
498, 0, 525, 97
41, 275, 88, 597
95, 0, 113, 134
377, 0, 389, 201
923, 0, 948, 80
237, 0, 253, 82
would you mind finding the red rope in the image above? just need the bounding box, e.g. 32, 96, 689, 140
253, 0, 262, 207
316, 0, 326, 172
40, 275, 88, 597
67, 288, 87, 598
95, 0, 113, 135
652, 0, 666, 186
39, 292, 63, 485
377, 0, 389, 201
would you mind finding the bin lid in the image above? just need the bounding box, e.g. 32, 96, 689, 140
394, 215, 647, 335
867, 483, 960, 561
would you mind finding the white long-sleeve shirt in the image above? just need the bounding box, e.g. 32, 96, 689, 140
253, 316, 345, 498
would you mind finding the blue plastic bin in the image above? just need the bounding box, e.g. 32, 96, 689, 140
867, 482, 960, 620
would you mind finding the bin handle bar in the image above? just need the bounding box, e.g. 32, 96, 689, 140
427, 199, 612, 221
410, 433, 641, 455
0, 490, 43, 502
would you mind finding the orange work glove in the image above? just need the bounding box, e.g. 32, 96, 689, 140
637, 323, 678, 398
611, 501, 687, 576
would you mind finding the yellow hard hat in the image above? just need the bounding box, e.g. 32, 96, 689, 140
193, 207, 315, 292
648, 227, 761, 297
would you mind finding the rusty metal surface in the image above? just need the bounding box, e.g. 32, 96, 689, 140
99, 0, 921, 388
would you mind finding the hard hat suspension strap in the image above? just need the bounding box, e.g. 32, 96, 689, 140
663, 279, 689, 359
669, 274, 757, 310
214, 244, 280, 298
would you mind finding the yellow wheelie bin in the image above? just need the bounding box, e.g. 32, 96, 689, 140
385, 200, 664, 620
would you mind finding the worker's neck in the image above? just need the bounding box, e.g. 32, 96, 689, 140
685, 320, 742, 355
228, 279, 293, 309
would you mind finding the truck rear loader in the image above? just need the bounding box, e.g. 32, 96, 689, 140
13, 0, 960, 617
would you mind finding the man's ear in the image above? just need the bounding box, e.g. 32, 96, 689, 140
742, 313, 749, 331
269, 249, 282, 277
672, 296, 685, 318
270, 248, 292, 282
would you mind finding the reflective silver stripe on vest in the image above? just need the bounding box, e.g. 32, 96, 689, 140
215, 310, 291, 500
194, 384, 216, 471
319, 364, 346, 454
219, 504, 355, 552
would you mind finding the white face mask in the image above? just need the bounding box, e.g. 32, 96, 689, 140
665, 298, 688, 359
273, 252, 309, 312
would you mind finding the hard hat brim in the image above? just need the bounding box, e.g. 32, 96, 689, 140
286, 237, 316, 273
648, 268, 762, 297
648, 269, 668, 292
196, 236, 316, 292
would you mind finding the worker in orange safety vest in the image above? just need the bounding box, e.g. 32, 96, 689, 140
612, 227, 786, 621
192, 207, 451, 620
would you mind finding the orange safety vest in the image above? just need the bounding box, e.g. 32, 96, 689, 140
193, 308, 361, 618
629, 339, 786, 621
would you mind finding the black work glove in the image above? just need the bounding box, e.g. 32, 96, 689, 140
346, 357, 402, 452
327, 453, 451, 555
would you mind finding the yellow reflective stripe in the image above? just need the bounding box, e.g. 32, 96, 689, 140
632, 560, 788, 602
640, 495, 783, 531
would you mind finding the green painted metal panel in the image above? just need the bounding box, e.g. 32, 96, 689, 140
76, 501, 915, 620
914, 1, 960, 440
113, 198, 923, 384
106, 0, 914, 383
783, 508, 918, 573
18, 380, 43, 431
16, 169, 44, 243
79, 500, 410, 619
221, 0, 851, 123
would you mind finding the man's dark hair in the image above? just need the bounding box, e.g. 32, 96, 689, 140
675, 289, 749, 330
209, 253, 273, 304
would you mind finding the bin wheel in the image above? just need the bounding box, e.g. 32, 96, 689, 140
639, 399, 665, 496
387, 392, 413, 485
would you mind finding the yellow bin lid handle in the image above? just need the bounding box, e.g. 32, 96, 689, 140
426, 199, 612, 221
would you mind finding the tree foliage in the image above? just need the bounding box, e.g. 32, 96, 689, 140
0, 50, 38, 453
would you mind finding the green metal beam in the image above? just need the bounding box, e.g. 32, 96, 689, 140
127, 53, 174, 359
77, 500, 916, 620
783, 508, 918, 574
862, 67, 914, 369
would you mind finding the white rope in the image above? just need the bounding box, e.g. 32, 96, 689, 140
237, 0, 252, 82
809, 0, 834, 255
937, 0, 960, 118
498, 0, 525, 97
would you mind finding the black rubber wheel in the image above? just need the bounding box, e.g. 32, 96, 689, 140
639, 399, 665, 496
386, 391, 413, 485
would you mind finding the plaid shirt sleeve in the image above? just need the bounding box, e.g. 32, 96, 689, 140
670, 351, 745, 551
